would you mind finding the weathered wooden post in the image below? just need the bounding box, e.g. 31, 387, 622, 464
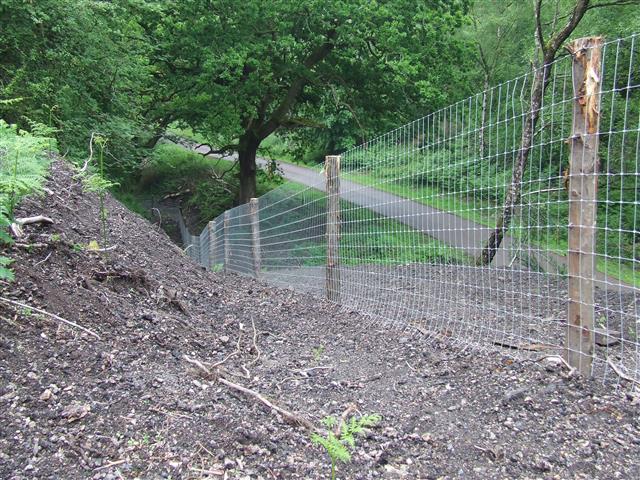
199, 234, 206, 267
190, 234, 198, 261
224, 211, 231, 272
565, 37, 603, 376
208, 220, 216, 270
249, 198, 261, 279
325, 155, 341, 302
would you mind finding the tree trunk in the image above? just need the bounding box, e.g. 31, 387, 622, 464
238, 133, 259, 204
476, 64, 550, 266
479, 74, 489, 158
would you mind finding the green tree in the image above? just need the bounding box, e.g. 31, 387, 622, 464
0, 0, 154, 178
150, 0, 474, 203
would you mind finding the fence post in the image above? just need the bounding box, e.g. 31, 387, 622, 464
565, 36, 603, 376
249, 198, 261, 279
199, 233, 206, 267
190, 234, 197, 260
325, 155, 341, 302
208, 220, 216, 270
224, 211, 231, 272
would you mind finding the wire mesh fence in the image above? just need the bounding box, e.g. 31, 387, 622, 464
180, 34, 639, 384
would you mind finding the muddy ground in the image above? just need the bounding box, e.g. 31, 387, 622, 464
0, 161, 639, 479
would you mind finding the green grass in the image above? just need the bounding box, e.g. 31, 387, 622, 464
259, 183, 472, 269
342, 170, 639, 287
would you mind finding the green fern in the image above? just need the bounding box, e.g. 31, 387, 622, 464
0, 118, 55, 281
311, 413, 381, 480
0, 205, 14, 281
77, 134, 116, 248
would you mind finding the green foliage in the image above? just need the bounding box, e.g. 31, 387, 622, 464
312, 345, 325, 362
0, 0, 156, 180
120, 142, 283, 230
0, 206, 14, 281
259, 183, 471, 271
311, 414, 381, 480
78, 135, 116, 248
0, 119, 54, 281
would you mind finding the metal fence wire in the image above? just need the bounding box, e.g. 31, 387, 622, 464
180, 34, 639, 383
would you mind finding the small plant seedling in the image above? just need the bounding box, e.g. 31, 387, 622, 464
311, 413, 381, 480
50, 233, 61, 243
312, 345, 325, 362
72, 243, 83, 252
86, 240, 100, 251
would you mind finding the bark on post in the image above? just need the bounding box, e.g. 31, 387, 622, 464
249, 198, 261, 279
208, 220, 216, 270
565, 36, 602, 376
223, 211, 231, 272
325, 155, 341, 302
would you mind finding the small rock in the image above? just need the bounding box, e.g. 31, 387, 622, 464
534, 456, 553, 472
39, 389, 53, 401
594, 328, 620, 347
503, 387, 528, 404
60, 403, 90, 423
219, 336, 230, 344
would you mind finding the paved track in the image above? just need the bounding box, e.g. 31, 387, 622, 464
188, 143, 635, 292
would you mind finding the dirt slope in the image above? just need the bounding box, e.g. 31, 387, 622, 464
0, 160, 639, 480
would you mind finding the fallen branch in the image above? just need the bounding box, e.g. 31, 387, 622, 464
536, 354, 576, 375
290, 366, 333, 377
88, 245, 118, 253
183, 354, 315, 432
11, 216, 54, 238
218, 376, 315, 431
0, 297, 101, 339
15, 243, 49, 249
33, 251, 53, 268
162, 190, 191, 201
14, 215, 54, 226
93, 459, 126, 472
607, 357, 640, 386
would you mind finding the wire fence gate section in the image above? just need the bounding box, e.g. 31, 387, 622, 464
180, 35, 639, 383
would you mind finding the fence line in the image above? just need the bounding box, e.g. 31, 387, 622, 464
179, 34, 639, 384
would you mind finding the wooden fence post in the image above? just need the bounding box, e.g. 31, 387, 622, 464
325, 155, 341, 302
224, 211, 231, 272
566, 36, 603, 376
199, 234, 205, 267
249, 198, 261, 279
208, 220, 216, 270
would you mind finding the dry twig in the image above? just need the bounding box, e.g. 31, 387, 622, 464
0, 297, 101, 339
183, 354, 315, 432
607, 358, 640, 386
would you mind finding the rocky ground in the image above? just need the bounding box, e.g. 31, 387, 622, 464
0, 160, 639, 479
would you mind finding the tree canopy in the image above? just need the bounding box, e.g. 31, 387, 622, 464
1, 0, 638, 202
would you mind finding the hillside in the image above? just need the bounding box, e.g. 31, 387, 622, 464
0, 160, 639, 479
